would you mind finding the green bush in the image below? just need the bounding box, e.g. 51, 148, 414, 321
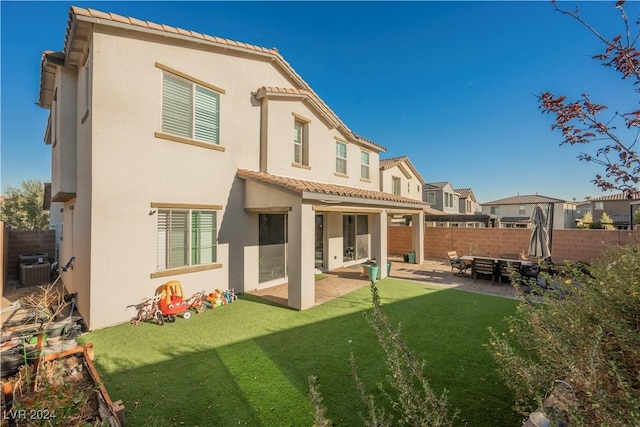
311, 283, 456, 427
490, 245, 640, 426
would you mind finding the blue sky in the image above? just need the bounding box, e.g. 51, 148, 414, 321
2, 1, 638, 203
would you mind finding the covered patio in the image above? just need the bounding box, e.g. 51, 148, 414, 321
247, 257, 519, 307
238, 169, 426, 311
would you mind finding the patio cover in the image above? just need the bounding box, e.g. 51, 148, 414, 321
237, 169, 428, 210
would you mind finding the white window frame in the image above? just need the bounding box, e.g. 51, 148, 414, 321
161, 72, 220, 145
360, 150, 370, 180
156, 208, 218, 271
294, 121, 303, 164
392, 177, 401, 196
426, 191, 436, 205
336, 141, 347, 175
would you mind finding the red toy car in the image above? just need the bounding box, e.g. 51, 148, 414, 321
157, 281, 205, 322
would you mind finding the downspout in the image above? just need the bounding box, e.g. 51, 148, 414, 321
259, 94, 268, 172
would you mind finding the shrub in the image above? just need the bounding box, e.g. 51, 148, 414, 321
490, 245, 640, 426
310, 283, 456, 427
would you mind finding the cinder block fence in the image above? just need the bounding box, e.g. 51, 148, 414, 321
387, 226, 640, 263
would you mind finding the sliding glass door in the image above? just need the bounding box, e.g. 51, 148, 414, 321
259, 214, 287, 283
343, 214, 369, 262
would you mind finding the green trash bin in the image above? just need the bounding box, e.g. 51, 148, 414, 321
387, 261, 392, 276
367, 265, 379, 283
407, 252, 416, 264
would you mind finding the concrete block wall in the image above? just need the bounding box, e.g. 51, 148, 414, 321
387, 226, 413, 256
387, 226, 640, 264
7, 230, 56, 280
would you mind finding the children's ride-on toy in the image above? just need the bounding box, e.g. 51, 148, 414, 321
127, 294, 164, 326
157, 281, 206, 322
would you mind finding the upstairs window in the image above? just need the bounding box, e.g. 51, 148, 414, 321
294, 122, 303, 164
445, 192, 454, 208
490, 206, 500, 215
162, 73, 219, 144
519, 205, 526, 215
392, 177, 401, 195
360, 150, 370, 179
426, 191, 435, 205
336, 141, 347, 174
292, 113, 310, 166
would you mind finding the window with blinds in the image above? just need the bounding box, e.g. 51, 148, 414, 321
336, 141, 347, 174
157, 209, 217, 270
392, 177, 401, 195
162, 73, 219, 144
294, 122, 303, 164
360, 150, 370, 179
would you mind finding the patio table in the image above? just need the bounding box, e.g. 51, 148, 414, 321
460, 255, 533, 282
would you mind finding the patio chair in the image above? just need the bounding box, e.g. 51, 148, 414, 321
497, 260, 522, 285
448, 251, 468, 276
473, 257, 496, 283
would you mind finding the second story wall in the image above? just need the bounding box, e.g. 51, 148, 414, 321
380, 165, 422, 200
262, 96, 382, 190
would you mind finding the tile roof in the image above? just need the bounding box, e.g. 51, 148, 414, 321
67, 6, 279, 56
455, 188, 474, 199
379, 156, 409, 170
237, 169, 427, 207
482, 194, 566, 205
378, 156, 426, 184
589, 192, 640, 201
60, 6, 385, 152
424, 182, 450, 189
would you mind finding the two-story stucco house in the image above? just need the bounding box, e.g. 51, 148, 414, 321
588, 192, 640, 229
481, 194, 576, 229
38, 7, 427, 330
379, 156, 425, 201
423, 182, 459, 214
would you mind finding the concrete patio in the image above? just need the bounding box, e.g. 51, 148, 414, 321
248, 256, 518, 308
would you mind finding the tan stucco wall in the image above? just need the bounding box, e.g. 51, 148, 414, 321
67, 26, 336, 328
49, 20, 402, 328
264, 98, 382, 189
380, 165, 422, 200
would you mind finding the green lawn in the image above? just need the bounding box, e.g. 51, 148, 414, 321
80, 279, 521, 426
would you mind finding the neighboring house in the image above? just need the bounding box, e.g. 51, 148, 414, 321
589, 192, 640, 229
481, 194, 576, 229
379, 156, 425, 201
38, 7, 427, 330
422, 183, 491, 227
574, 200, 593, 227
423, 182, 459, 214
455, 188, 481, 215
379, 156, 425, 226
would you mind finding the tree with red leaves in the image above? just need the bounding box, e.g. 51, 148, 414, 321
539, 0, 640, 198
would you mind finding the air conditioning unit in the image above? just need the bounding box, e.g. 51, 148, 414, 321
19, 253, 49, 266
19, 262, 51, 286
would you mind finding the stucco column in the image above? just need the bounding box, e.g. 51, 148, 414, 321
413, 210, 425, 264
287, 203, 315, 310
372, 211, 388, 279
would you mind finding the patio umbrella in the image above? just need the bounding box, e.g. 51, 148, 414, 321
528, 204, 551, 259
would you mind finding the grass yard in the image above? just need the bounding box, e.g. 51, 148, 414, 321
79, 279, 521, 426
